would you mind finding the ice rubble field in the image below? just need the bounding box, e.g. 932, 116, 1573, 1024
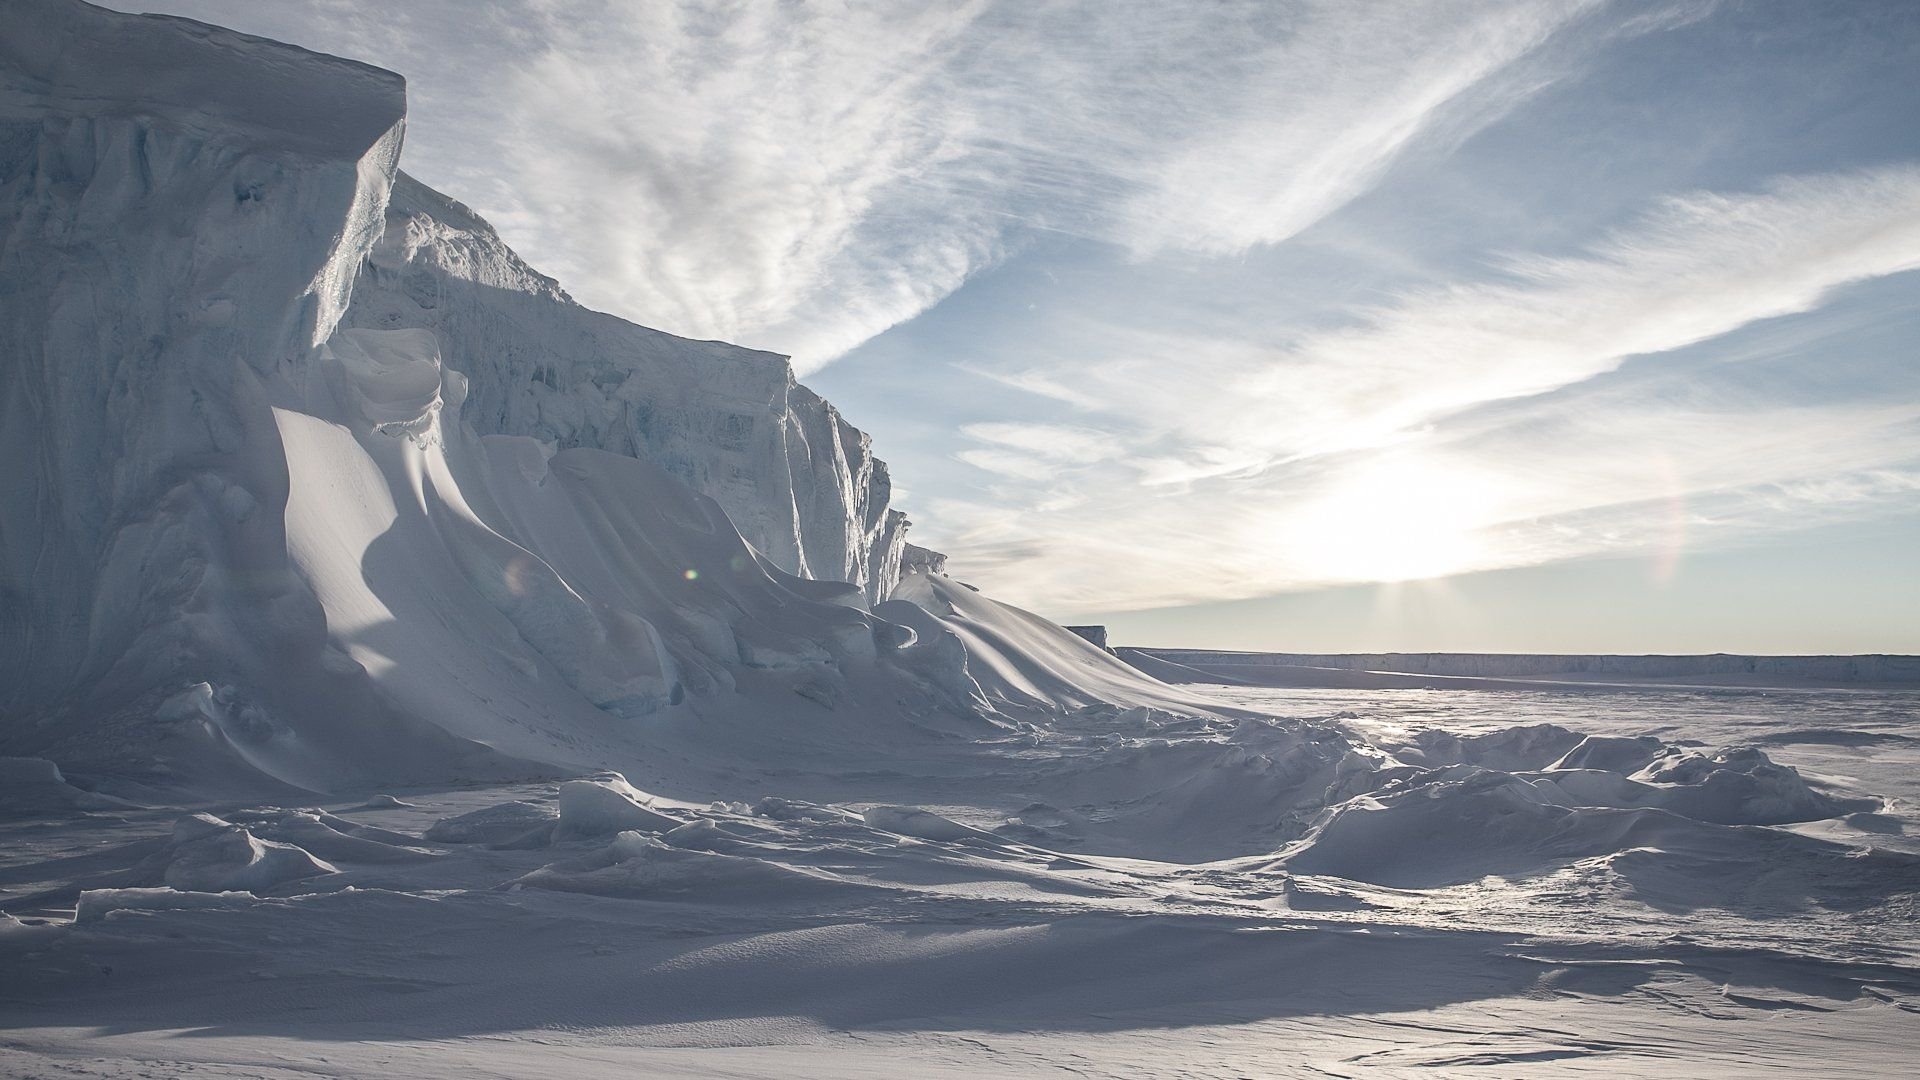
5, 683, 1920, 1078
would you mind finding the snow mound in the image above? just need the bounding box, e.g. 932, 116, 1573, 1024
145, 813, 337, 892
881, 573, 1224, 718
556, 775, 681, 838
1588, 828, 1920, 913
515, 830, 862, 902
1282, 767, 1657, 887
1546, 734, 1668, 773
1528, 746, 1866, 825
72, 887, 257, 926
423, 801, 559, 848
245, 810, 438, 863
1282, 729, 1885, 889
1011, 712, 1386, 860
1392, 724, 1585, 772
0, 757, 136, 812
1371, 723, 1864, 825
751, 797, 858, 824
861, 805, 987, 842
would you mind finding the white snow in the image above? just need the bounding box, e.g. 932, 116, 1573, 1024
71, 887, 257, 926
859, 804, 987, 842
2, 2, 1917, 1077
0, 757, 135, 811
515, 830, 863, 902
151, 813, 338, 892
423, 801, 558, 848
7, 684, 1920, 1076
555, 775, 682, 837
345, 172, 912, 605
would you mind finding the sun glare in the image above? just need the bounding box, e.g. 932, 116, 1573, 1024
1289, 461, 1500, 584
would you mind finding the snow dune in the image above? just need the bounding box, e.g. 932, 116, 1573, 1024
7, 716, 1919, 1076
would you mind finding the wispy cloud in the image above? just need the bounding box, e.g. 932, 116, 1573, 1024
498, 0, 1641, 370
934, 166, 1920, 613
1019, 166, 1920, 470
1251, 166, 1920, 452
129, 0, 1657, 372
957, 365, 1104, 410
1118, 0, 1604, 256
960, 422, 1125, 463
952, 449, 1059, 483
937, 399, 1920, 616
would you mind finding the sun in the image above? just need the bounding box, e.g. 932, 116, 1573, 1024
1288, 460, 1500, 584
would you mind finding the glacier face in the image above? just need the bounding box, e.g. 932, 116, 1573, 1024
0, 0, 514, 795
0, 0, 1193, 798
342, 173, 912, 605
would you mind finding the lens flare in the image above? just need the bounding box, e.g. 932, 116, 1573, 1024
1288, 460, 1500, 584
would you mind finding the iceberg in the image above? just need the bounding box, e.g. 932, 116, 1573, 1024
0, 0, 1194, 800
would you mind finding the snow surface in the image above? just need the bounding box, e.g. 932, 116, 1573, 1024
2, 2, 1917, 1076
5, 687, 1920, 1077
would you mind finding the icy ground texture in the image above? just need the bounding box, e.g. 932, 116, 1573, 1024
4, 686, 1919, 1077
0, 0, 1203, 800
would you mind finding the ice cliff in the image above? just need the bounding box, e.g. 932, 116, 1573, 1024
0, 0, 1188, 799
341, 172, 910, 605
1137, 650, 1920, 687
0, 0, 510, 795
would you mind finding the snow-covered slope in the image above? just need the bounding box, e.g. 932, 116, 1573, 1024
0, 0, 1200, 799
883, 574, 1220, 716
342, 173, 910, 604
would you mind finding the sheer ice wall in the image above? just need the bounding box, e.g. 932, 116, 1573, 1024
341, 174, 912, 604
0, 0, 507, 791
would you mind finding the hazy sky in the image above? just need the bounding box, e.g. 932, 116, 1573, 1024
119, 0, 1920, 652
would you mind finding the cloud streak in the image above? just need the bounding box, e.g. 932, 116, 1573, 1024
1119, 0, 1605, 256
500, 0, 1637, 370
127, 0, 1646, 372
1020, 165, 1920, 470
940, 166, 1920, 613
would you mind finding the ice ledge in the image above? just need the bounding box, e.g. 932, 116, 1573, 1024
0, 0, 406, 160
